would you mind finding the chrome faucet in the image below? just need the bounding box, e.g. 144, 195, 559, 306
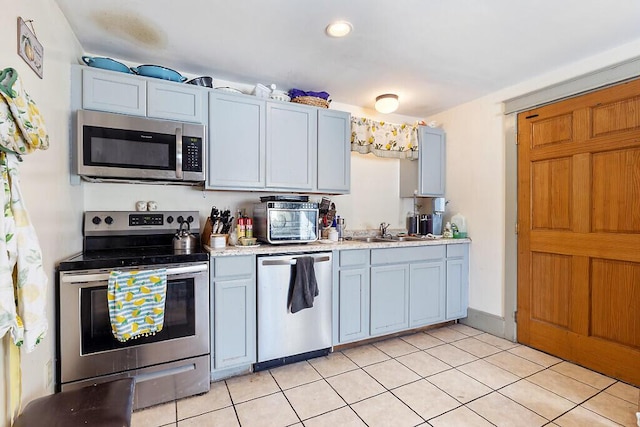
379, 222, 391, 238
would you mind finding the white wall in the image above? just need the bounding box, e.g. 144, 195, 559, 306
1, 2, 82, 425
431, 38, 640, 318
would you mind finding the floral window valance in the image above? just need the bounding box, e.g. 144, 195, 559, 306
350, 117, 419, 159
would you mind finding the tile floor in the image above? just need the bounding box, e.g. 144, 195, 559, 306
132, 324, 640, 427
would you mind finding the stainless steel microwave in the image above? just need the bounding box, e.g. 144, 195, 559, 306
253, 201, 319, 244
76, 110, 205, 183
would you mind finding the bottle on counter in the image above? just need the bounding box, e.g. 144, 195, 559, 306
236, 210, 246, 239
443, 221, 453, 238
245, 216, 253, 238
407, 212, 418, 235
336, 216, 345, 241
451, 213, 467, 238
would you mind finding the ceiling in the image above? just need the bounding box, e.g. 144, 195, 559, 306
54, 0, 640, 117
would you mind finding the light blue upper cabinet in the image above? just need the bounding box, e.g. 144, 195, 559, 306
82, 68, 146, 117
147, 81, 206, 123
205, 90, 350, 194
79, 67, 206, 123
206, 93, 266, 190
317, 109, 351, 194
400, 126, 446, 197
266, 102, 317, 191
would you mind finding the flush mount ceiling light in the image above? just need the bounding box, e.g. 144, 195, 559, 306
375, 94, 399, 114
325, 21, 353, 38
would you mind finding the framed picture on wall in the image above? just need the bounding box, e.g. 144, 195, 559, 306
17, 17, 44, 79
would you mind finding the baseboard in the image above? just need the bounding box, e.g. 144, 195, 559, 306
210, 364, 252, 382
460, 308, 513, 340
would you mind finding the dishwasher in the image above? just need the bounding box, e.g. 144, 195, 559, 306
255, 252, 332, 371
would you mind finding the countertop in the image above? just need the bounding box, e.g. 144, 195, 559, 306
206, 237, 471, 256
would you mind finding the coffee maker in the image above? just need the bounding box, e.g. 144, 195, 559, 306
430, 197, 446, 235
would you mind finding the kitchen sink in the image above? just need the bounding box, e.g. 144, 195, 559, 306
351, 235, 426, 243
386, 235, 425, 242
351, 236, 391, 243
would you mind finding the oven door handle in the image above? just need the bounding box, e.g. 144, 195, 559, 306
60, 263, 208, 284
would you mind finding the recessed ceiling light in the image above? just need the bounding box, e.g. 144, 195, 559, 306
326, 21, 353, 38
375, 94, 399, 114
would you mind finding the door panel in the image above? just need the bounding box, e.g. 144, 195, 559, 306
590, 259, 640, 348
530, 252, 571, 329
530, 113, 573, 148
531, 158, 572, 230
517, 78, 640, 386
591, 95, 640, 137
592, 148, 640, 233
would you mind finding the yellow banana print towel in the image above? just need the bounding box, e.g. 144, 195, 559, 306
107, 269, 167, 342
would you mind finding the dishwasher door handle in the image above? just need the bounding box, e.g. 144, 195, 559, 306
261, 256, 330, 266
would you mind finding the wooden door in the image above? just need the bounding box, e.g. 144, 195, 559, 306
517, 79, 640, 386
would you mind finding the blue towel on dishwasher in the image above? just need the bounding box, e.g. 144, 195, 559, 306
289, 257, 318, 313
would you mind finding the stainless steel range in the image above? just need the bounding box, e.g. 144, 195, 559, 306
56, 211, 210, 410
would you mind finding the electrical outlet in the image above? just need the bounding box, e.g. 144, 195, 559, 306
45, 359, 53, 389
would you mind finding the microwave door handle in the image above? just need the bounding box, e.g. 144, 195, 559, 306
175, 126, 183, 179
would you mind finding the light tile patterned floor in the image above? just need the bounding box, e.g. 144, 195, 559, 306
132, 324, 640, 427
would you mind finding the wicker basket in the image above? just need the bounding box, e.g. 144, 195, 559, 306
291, 96, 330, 108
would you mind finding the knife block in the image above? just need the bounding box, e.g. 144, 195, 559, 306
201, 219, 229, 248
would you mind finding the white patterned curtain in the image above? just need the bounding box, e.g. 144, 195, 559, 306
350, 116, 419, 159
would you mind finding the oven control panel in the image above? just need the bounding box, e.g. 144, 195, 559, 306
130, 213, 165, 226
84, 211, 200, 235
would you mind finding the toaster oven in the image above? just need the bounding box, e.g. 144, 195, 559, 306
253, 201, 319, 244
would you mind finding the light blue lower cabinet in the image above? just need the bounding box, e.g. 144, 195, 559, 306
446, 244, 469, 320
333, 249, 370, 345
337, 267, 370, 343
370, 264, 410, 336
333, 244, 469, 347
409, 261, 446, 327
210, 255, 256, 380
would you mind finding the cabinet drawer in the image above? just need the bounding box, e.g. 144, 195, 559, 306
371, 245, 445, 265
446, 243, 468, 258
340, 249, 369, 267
212, 255, 255, 277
